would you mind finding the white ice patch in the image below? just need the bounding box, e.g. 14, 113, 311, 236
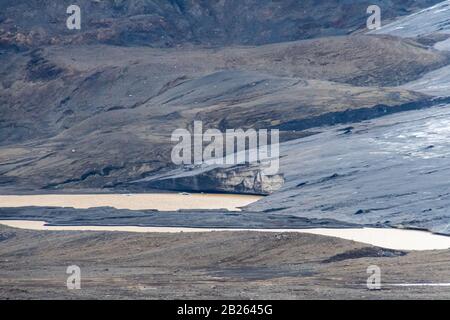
370, 1, 450, 37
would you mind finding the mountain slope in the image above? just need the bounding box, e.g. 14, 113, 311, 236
0, 0, 443, 48
0, 67, 430, 191
2, 32, 450, 190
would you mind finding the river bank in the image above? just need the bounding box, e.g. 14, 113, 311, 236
1, 224, 450, 300
1, 220, 450, 251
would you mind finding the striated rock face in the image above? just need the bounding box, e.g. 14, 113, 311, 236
135, 165, 285, 195
246, 105, 450, 235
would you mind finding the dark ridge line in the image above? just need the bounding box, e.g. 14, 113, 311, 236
273, 96, 450, 132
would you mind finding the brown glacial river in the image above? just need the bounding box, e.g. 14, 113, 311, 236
0, 193, 261, 211
0, 194, 450, 251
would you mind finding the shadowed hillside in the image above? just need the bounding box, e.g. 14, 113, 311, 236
0, 0, 442, 48
1, 34, 449, 190
1, 1, 450, 194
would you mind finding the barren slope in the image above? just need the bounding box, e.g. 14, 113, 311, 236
1, 35, 449, 191
0, 0, 442, 48
1, 225, 450, 299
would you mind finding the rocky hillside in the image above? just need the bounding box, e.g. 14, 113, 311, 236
1, 34, 448, 191
1, 1, 450, 193
0, 0, 442, 48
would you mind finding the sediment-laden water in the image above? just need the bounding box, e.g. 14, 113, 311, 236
0, 193, 261, 211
